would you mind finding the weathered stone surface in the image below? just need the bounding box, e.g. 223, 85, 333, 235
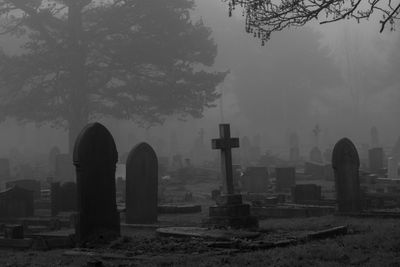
126, 142, 158, 224
292, 184, 321, 204
241, 166, 269, 193
156, 227, 260, 240
73, 122, 120, 243
275, 167, 296, 192
332, 138, 362, 213
0, 186, 34, 218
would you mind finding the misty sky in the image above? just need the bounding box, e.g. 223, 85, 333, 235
0, 0, 399, 161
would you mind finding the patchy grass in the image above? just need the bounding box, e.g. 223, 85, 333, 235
1, 216, 400, 266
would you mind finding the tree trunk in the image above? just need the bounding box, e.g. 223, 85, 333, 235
67, 1, 88, 154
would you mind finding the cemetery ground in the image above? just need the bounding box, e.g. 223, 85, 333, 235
0, 215, 400, 266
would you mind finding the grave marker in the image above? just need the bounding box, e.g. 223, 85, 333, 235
126, 142, 158, 224
332, 138, 362, 213
73, 122, 120, 243
209, 124, 258, 229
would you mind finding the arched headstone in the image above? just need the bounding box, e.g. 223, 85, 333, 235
332, 138, 362, 213
126, 142, 158, 224
73, 122, 120, 242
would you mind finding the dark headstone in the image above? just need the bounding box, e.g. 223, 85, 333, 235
50, 182, 61, 216
126, 142, 158, 224
368, 147, 384, 174
0, 159, 10, 180
332, 138, 362, 213
275, 167, 296, 192
4, 224, 24, 239
0, 186, 34, 217
241, 166, 269, 193
73, 122, 120, 243
51, 182, 77, 216
6, 179, 41, 200
292, 184, 321, 204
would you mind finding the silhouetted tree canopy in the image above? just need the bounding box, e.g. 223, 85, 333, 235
225, 0, 400, 44
0, 0, 226, 150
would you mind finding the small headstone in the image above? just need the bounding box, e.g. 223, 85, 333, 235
332, 138, 362, 213
368, 147, 384, 174
241, 166, 269, 193
6, 179, 41, 200
275, 167, 296, 192
4, 224, 24, 239
73, 122, 120, 243
126, 142, 158, 224
387, 157, 399, 179
0, 186, 34, 217
292, 184, 321, 204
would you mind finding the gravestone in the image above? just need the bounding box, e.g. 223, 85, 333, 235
387, 157, 399, 179
73, 122, 120, 243
6, 179, 41, 200
309, 147, 323, 163
208, 124, 258, 228
241, 166, 269, 193
0, 159, 10, 181
126, 142, 158, 224
55, 154, 75, 182
292, 184, 321, 204
275, 167, 296, 192
368, 147, 384, 174
0, 186, 34, 217
332, 138, 362, 213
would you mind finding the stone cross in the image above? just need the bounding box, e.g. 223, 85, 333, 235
212, 124, 239, 195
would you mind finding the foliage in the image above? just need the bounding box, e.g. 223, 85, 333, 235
0, 0, 226, 128
224, 0, 400, 44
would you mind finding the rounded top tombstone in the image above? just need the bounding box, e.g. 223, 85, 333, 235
332, 138, 360, 169
73, 122, 118, 166
127, 142, 157, 164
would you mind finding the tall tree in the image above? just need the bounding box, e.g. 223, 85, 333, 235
0, 0, 226, 152
224, 0, 400, 43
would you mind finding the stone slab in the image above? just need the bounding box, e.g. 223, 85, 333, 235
158, 204, 202, 214
0, 238, 33, 249
251, 205, 335, 218
156, 227, 260, 240
209, 204, 250, 217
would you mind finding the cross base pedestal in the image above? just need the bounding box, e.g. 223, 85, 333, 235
206, 194, 259, 229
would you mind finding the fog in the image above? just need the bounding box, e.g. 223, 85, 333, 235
0, 0, 399, 164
